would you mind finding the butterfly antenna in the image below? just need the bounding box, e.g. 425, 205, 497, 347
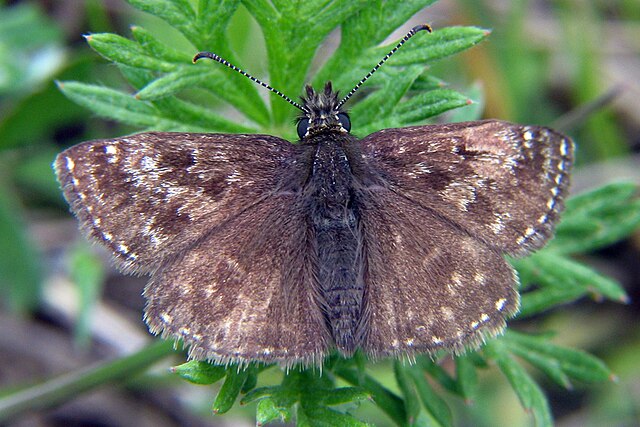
337, 24, 432, 109
193, 51, 306, 112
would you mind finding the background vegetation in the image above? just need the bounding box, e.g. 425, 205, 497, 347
0, 0, 639, 426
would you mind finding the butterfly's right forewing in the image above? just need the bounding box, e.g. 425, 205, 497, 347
55, 132, 298, 274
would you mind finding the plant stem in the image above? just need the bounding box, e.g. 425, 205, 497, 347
0, 339, 176, 422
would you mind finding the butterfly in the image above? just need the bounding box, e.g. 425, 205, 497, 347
54, 25, 573, 367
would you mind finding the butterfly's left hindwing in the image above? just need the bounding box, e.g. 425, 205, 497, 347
144, 193, 330, 367
55, 132, 298, 274
359, 120, 574, 257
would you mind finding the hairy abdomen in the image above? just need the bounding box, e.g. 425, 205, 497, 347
308, 134, 365, 355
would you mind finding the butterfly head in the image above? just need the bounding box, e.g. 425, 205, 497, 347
297, 82, 351, 139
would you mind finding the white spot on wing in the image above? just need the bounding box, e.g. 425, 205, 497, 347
495, 298, 507, 311
65, 156, 75, 171
105, 145, 119, 164
141, 156, 157, 171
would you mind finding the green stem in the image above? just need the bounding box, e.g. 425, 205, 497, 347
0, 339, 176, 422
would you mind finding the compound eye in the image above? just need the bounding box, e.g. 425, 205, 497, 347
297, 118, 310, 139
337, 112, 351, 132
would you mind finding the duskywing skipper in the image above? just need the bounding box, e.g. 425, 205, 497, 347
55, 25, 573, 367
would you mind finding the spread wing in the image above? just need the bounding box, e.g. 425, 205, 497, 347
359, 120, 573, 257
144, 193, 329, 367
358, 188, 519, 357
54, 132, 299, 273
356, 120, 573, 355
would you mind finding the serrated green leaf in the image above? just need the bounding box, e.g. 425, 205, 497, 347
131, 25, 192, 63
515, 251, 628, 317
126, 0, 197, 42
244, 0, 367, 124
394, 89, 470, 124
314, 0, 436, 89
408, 365, 453, 427
357, 89, 469, 135
241, 369, 258, 394
484, 341, 553, 427
242, 385, 283, 405
212, 367, 249, 414
318, 387, 370, 406
256, 397, 290, 425
58, 81, 254, 133
171, 360, 226, 385
87, 33, 176, 71
503, 336, 573, 389
383, 26, 490, 66
135, 67, 217, 100
503, 331, 612, 384
193, 0, 241, 48
350, 65, 426, 127
552, 182, 640, 254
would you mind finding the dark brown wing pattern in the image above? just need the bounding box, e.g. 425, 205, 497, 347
357, 120, 573, 355
360, 120, 573, 257
55, 132, 298, 274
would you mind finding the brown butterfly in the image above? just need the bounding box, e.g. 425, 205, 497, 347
55, 25, 573, 367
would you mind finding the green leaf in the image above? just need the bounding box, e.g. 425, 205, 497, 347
503, 331, 612, 384
515, 251, 628, 317
357, 89, 470, 135
314, 0, 437, 89
484, 340, 553, 427
256, 397, 291, 425
171, 360, 226, 385
126, 0, 197, 42
349, 65, 426, 128
318, 387, 370, 406
394, 362, 422, 425
212, 367, 249, 414
335, 367, 406, 426
298, 405, 371, 427
551, 182, 640, 254
134, 67, 216, 100
383, 26, 490, 66
408, 365, 453, 427
87, 33, 177, 71
393, 89, 471, 125
131, 25, 192, 63
58, 81, 254, 133
417, 357, 458, 396
454, 355, 478, 403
